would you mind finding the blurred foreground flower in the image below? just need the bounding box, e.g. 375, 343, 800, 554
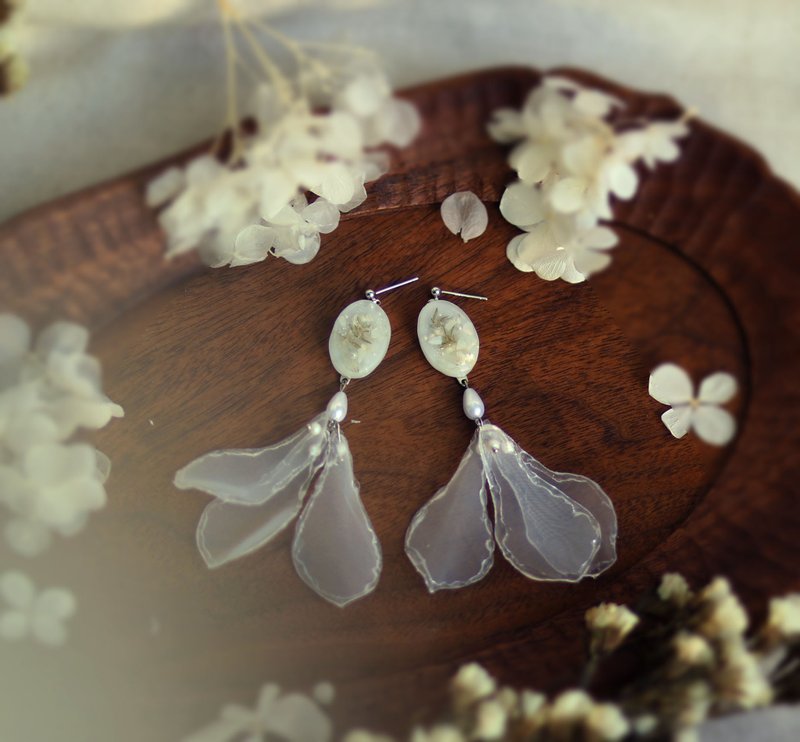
0, 314, 123, 556
0, 570, 76, 646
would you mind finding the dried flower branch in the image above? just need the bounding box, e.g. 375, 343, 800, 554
491, 76, 690, 283
148, 1, 420, 268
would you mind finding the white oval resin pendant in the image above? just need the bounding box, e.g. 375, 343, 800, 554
329, 299, 391, 379
417, 299, 479, 378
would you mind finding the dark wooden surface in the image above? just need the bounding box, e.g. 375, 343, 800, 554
1, 68, 799, 741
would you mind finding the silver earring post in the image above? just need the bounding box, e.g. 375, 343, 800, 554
431, 286, 488, 301
366, 276, 419, 303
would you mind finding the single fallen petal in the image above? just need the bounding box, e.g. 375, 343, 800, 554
649, 363, 694, 405
440, 192, 489, 243
692, 405, 737, 446
405, 433, 494, 592
292, 431, 381, 607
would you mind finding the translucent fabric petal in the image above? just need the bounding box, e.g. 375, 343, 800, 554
516, 458, 617, 577
292, 430, 381, 607
405, 432, 494, 592
173, 415, 329, 505
478, 423, 603, 582
196, 453, 326, 568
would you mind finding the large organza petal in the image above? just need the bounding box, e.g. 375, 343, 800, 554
173, 415, 329, 505
196, 456, 325, 568
517, 458, 617, 577
292, 430, 381, 607
405, 433, 494, 592
479, 424, 603, 582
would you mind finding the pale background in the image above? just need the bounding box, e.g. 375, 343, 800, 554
0, 0, 798, 219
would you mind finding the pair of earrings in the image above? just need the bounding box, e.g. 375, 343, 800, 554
174, 278, 617, 607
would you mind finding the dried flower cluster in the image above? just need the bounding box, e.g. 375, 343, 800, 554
0, 314, 123, 558
490, 76, 689, 283
342, 574, 800, 742
0, 0, 28, 96
649, 363, 738, 446
148, 9, 420, 268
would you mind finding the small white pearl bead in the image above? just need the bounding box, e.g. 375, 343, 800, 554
326, 391, 348, 422
462, 387, 485, 420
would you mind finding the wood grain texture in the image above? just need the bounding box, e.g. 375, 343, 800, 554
0, 68, 798, 741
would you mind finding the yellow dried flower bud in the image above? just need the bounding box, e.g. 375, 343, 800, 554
658, 573, 692, 606
697, 578, 748, 641
474, 699, 508, 740
451, 663, 496, 710
585, 602, 639, 653
673, 632, 714, 666
766, 594, 800, 639
585, 703, 630, 742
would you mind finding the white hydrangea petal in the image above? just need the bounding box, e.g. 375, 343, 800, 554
506, 234, 535, 272
549, 177, 588, 214
322, 111, 364, 158
661, 407, 693, 439
440, 192, 488, 243
607, 161, 638, 199
267, 693, 332, 742
145, 167, 185, 208
573, 89, 623, 118
231, 225, 275, 267
36, 588, 77, 619
314, 162, 357, 205
185, 155, 225, 186
302, 198, 341, 234
362, 152, 390, 182
572, 249, 610, 278
378, 98, 422, 148
516, 224, 559, 264
5, 412, 61, 454
0, 314, 31, 365
487, 108, 525, 143
0, 611, 28, 641
562, 137, 604, 176
4, 519, 52, 557
94, 449, 112, 484
336, 182, 368, 213
0, 570, 35, 608
273, 229, 321, 265
692, 406, 737, 446
338, 73, 390, 117
511, 143, 552, 184
531, 252, 569, 282
499, 181, 546, 229
698, 372, 738, 404
24, 443, 97, 487
260, 170, 298, 221
649, 363, 694, 405
31, 613, 68, 646
36, 322, 89, 357
559, 259, 588, 284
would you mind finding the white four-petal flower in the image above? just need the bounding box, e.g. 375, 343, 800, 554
0, 571, 77, 647
649, 363, 738, 446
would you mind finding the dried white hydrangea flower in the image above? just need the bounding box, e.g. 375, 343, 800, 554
440, 191, 489, 243
184, 682, 332, 742
0, 570, 76, 646
0, 314, 122, 557
149, 16, 420, 269
490, 76, 689, 282
649, 364, 738, 446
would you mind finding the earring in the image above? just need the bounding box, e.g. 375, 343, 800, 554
405, 287, 617, 592
174, 276, 418, 607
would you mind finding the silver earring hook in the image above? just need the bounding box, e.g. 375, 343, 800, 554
366, 275, 419, 303
431, 286, 488, 301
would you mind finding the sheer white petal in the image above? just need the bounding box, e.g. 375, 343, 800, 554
267, 693, 333, 742
506, 234, 535, 272
174, 415, 329, 506
698, 372, 738, 405
661, 406, 693, 439
0, 570, 35, 608
692, 406, 737, 446
499, 181, 546, 229
649, 363, 694, 405
479, 424, 603, 582
302, 198, 341, 234
549, 177, 588, 213
292, 431, 381, 607
405, 433, 494, 592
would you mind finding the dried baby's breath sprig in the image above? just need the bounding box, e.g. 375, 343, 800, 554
586, 602, 640, 654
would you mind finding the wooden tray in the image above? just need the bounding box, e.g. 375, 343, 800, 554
1, 68, 799, 741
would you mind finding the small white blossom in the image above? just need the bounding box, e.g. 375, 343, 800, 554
586, 602, 639, 653
440, 191, 488, 243
674, 632, 714, 666
659, 572, 693, 606
474, 699, 508, 740
451, 663, 497, 709
649, 364, 738, 446
184, 683, 331, 742
0, 570, 76, 646
585, 703, 630, 741
697, 577, 749, 641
